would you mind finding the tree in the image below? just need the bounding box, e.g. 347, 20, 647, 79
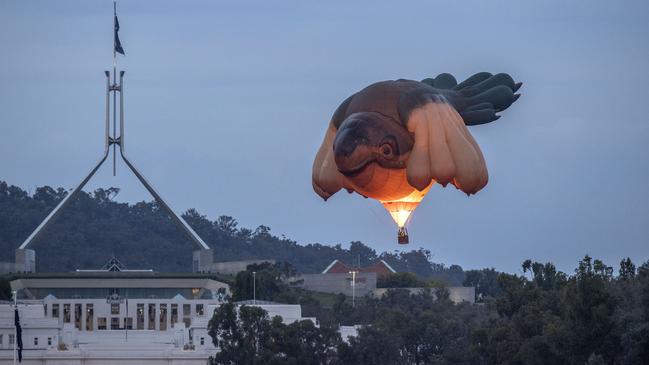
270, 319, 341, 365
253, 225, 271, 238
562, 256, 619, 364
339, 325, 403, 365
377, 272, 424, 288
216, 216, 238, 237
208, 303, 341, 365
619, 257, 636, 280
231, 262, 284, 302
208, 303, 273, 365
348, 241, 377, 266
463, 268, 502, 299
0, 276, 11, 301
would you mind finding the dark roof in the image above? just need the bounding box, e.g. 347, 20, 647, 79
322, 259, 397, 278
6, 271, 233, 282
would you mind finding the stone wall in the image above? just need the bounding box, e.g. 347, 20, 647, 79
371, 286, 475, 304
292, 273, 377, 297
0, 261, 20, 274
202, 259, 276, 275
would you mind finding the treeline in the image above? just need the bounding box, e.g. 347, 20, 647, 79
0, 181, 464, 282
209, 256, 649, 365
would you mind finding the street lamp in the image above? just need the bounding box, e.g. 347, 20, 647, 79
252, 271, 256, 305
349, 271, 358, 307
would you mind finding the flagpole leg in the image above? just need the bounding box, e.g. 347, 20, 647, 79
112, 1, 117, 177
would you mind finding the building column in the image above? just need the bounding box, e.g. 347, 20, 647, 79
93, 304, 98, 331
166, 303, 171, 330
144, 302, 149, 330
81, 304, 86, 331
155, 303, 160, 331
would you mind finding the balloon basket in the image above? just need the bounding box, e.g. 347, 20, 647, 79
397, 227, 409, 244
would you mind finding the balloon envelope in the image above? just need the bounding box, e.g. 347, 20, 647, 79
312, 73, 521, 242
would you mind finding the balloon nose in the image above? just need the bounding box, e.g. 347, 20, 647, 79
333, 128, 358, 158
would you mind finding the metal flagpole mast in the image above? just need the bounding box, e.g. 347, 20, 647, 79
15, 0, 213, 269
125, 295, 128, 342
112, 0, 118, 176
13, 291, 16, 365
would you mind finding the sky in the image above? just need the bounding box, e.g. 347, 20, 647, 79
1, 0, 648, 274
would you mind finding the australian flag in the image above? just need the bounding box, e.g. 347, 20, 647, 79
114, 15, 125, 55
15, 307, 23, 362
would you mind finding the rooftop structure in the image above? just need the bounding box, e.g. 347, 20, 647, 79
322, 259, 397, 279
7, 14, 214, 273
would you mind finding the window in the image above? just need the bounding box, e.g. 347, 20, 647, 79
200, 337, 205, 345
0, 334, 3, 345
111, 317, 120, 330
148, 304, 156, 330
125, 317, 133, 330
63, 304, 71, 323
137, 304, 144, 330
171, 304, 178, 328
9, 334, 15, 345
191, 288, 200, 298
34, 337, 39, 346
97, 317, 107, 330
86, 304, 94, 331
111, 303, 120, 315
159, 304, 167, 331
44, 304, 47, 316
196, 304, 204, 316
52, 304, 59, 318
48, 337, 52, 346
183, 304, 191, 328
74, 304, 82, 330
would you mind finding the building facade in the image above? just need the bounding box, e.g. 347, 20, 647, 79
0, 266, 314, 364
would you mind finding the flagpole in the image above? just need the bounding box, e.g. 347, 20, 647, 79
13, 291, 16, 365
125, 296, 128, 342
112, 0, 117, 176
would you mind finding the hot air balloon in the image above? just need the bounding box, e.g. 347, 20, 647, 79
312, 72, 521, 244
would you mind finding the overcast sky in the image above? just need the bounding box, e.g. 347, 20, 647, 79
1, 0, 648, 274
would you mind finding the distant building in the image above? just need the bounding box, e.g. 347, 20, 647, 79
294, 259, 475, 304
292, 259, 395, 297
0, 258, 314, 365
200, 259, 276, 275
322, 259, 397, 279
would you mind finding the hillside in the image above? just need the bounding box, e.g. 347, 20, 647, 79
0, 181, 466, 284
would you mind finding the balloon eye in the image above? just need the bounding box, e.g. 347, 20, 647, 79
381, 145, 393, 156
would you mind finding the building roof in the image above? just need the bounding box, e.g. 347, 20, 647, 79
322, 259, 397, 278
10, 272, 232, 300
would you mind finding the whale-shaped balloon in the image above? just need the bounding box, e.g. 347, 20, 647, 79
312, 72, 521, 243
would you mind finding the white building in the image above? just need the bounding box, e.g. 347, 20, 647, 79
0, 260, 314, 365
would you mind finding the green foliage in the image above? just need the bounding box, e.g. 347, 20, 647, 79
208, 303, 341, 365
380, 249, 466, 285
377, 272, 424, 288
0, 181, 464, 281
231, 262, 294, 302
463, 267, 501, 299
330, 256, 649, 364
619, 257, 636, 280
0, 276, 12, 300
